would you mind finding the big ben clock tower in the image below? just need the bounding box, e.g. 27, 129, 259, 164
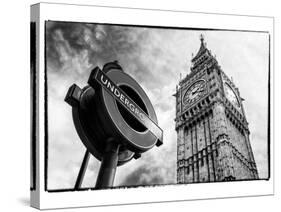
175, 35, 259, 183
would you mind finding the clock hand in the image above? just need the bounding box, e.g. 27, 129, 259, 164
191, 86, 200, 95
192, 88, 204, 95
192, 91, 197, 95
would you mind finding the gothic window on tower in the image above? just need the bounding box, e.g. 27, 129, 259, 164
200, 158, 204, 167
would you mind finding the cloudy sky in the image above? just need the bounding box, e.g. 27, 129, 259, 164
46, 21, 269, 190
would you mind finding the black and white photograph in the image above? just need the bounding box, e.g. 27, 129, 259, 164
45, 21, 269, 190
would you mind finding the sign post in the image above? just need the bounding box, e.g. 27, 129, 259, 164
95, 138, 120, 188
65, 61, 163, 189
74, 150, 90, 189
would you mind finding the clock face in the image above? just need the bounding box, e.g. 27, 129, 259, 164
183, 80, 206, 105
224, 83, 240, 108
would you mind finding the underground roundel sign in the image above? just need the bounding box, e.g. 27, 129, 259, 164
65, 62, 163, 164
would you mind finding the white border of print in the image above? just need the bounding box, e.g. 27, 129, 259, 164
32, 2, 274, 210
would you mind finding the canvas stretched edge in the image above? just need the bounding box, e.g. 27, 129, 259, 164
30, 3, 40, 209
31, 2, 274, 210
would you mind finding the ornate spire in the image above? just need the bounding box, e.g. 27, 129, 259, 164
189, 34, 219, 74
200, 34, 204, 44
191, 34, 207, 63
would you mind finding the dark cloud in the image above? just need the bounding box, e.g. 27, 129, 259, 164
46, 21, 144, 72
117, 136, 177, 187
119, 165, 165, 187
46, 21, 178, 89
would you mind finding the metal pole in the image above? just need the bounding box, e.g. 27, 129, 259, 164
95, 138, 120, 189
74, 150, 90, 189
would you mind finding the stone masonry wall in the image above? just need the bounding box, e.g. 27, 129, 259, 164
177, 113, 217, 183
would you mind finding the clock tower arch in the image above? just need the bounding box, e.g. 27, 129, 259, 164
175, 35, 259, 183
